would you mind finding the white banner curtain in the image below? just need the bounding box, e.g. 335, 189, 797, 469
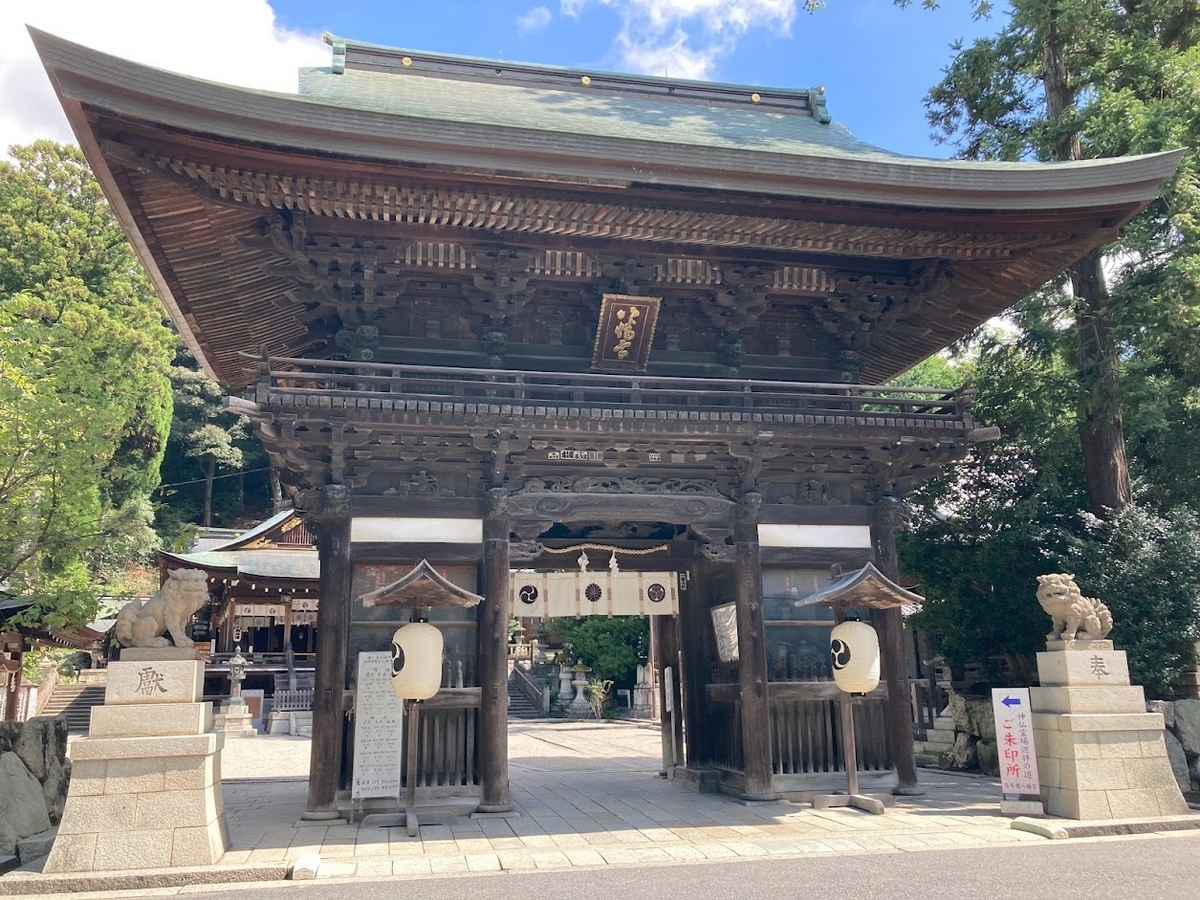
510, 571, 679, 618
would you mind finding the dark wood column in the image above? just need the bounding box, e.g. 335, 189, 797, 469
872, 495, 922, 796
477, 487, 512, 812
734, 493, 777, 801
3, 651, 22, 721
299, 485, 352, 819
655, 613, 683, 776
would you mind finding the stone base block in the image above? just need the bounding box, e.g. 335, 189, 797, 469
1036, 650, 1130, 687
1044, 639, 1114, 653
90, 702, 212, 738
1030, 685, 1147, 715
119, 647, 201, 662
214, 708, 257, 738
43, 729, 226, 873
105, 660, 205, 706
1034, 710, 1188, 820
265, 710, 312, 736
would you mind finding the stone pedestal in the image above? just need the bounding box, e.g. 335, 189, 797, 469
569, 670, 591, 716
1031, 641, 1188, 819
215, 701, 257, 738
44, 658, 228, 872
265, 709, 313, 736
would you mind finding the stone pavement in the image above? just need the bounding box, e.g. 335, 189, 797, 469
218, 721, 1049, 878
6, 720, 1199, 892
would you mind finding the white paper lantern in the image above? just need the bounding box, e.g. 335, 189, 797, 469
390, 622, 444, 700
829, 620, 880, 695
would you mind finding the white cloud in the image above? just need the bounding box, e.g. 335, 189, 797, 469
518, 6, 554, 34
616, 29, 717, 80
0, 1, 327, 152
566, 1, 796, 79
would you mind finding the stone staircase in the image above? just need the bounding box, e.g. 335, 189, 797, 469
507, 677, 546, 720
37, 683, 106, 734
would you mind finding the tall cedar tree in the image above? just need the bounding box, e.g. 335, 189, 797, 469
922, 0, 1200, 518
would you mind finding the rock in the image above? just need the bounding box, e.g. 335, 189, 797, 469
976, 739, 999, 776
1164, 731, 1191, 794
11, 716, 70, 823
938, 733, 978, 770
42, 756, 71, 824
13, 716, 68, 781
16, 827, 56, 864
291, 852, 321, 880
946, 693, 996, 742
0, 752, 52, 856
1148, 699, 1175, 730
0, 721, 17, 753
0, 821, 17, 861
1173, 699, 1200, 754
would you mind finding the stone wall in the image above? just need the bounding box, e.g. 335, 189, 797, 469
913, 692, 1000, 776
0, 716, 70, 860
1151, 699, 1200, 797
917, 691, 1200, 797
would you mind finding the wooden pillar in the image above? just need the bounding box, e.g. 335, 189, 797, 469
678, 563, 718, 768
302, 485, 352, 819
656, 613, 683, 776
872, 495, 922, 796
3, 658, 22, 721
734, 493, 777, 800
477, 487, 512, 812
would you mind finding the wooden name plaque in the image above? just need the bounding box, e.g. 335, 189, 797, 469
351, 651, 405, 801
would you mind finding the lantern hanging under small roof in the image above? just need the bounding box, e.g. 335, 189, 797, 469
391, 621, 444, 700
829, 619, 880, 695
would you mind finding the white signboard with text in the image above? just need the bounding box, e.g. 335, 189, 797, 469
351, 651, 405, 802
991, 688, 1043, 815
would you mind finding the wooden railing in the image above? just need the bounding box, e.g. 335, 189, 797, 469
706, 680, 892, 776
273, 689, 313, 712
404, 688, 481, 789
242, 353, 974, 425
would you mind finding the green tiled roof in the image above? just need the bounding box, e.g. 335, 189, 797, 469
297, 67, 904, 163
166, 549, 319, 581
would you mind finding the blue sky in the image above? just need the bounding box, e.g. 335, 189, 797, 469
4, 1, 1002, 159
268, 0, 1000, 158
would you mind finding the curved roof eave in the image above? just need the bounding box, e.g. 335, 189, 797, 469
32, 28, 1185, 214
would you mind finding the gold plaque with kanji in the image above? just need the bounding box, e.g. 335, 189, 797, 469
591, 294, 661, 373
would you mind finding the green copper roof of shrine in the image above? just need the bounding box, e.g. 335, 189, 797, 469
31, 27, 1185, 212
298, 35, 899, 163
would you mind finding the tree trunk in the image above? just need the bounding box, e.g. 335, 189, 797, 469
1043, 11, 1130, 518
1072, 251, 1132, 516
203, 459, 215, 527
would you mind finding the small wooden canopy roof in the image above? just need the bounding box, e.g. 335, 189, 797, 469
797, 562, 924, 611
359, 560, 483, 609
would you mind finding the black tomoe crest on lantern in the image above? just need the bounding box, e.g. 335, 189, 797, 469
390, 622, 444, 700
829, 620, 880, 694
830, 637, 852, 671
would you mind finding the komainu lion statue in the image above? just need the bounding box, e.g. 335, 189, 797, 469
114, 568, 210, 648
1036, 573, 1114, 643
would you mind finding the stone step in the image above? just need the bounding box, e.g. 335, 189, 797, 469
507, 681, 546, 719
38, 685, 107, 734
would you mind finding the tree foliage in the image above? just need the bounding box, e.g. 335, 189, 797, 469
554, 617, 649, 691
895, 1, 1200, 696
0, 141, 174, 628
